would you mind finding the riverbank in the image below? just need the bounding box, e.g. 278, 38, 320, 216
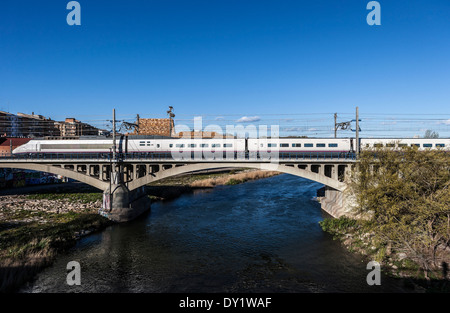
319, 217, 450, 292
0, 168, 280, 292
0, 193, 113, 292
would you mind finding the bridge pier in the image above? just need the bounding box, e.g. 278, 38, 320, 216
318, 186, 356, 218
99, 184, 151, 223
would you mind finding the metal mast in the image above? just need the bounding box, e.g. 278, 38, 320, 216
356, 106, 359, 155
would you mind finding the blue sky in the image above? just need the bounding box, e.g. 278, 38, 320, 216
1, 0, 449, 137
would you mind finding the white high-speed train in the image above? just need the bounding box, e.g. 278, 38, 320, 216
11, 136, 450, 157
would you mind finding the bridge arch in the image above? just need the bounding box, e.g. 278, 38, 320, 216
127, 163, 347, 192
0, 163, 109, 190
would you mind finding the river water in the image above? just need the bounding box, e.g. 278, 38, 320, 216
20, 174, 410, 293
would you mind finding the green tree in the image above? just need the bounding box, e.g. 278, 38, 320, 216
424, 129, 439, 139
349, 145, 450, 279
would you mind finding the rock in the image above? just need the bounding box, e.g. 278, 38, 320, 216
397, 253, 407, 260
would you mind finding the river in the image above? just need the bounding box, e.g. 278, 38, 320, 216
20, 174, 410, 293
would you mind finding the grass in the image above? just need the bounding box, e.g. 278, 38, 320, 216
319, 216, 358, 240
189, 170, 280, 188
27, 192, 102, 203
0, 197, 112, 292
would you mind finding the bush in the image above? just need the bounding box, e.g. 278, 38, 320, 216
319, 216, 357, 238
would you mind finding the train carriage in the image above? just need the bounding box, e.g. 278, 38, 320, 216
11, 136, 450, 159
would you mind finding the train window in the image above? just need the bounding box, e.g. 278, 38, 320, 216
212, 144, 221, 148
398, 143, 407, 147
280, 143, 289, 147
156, 144, 160, 148
386, 143, 395, 147
176, 144, 184, 148
436, 144, 445, 148
292, 143, 301, 147
188, 144, 196, 148
268, 143, 277, 147
304, 143, 313, 147
328, 143, 338, 147
316, 143, 326, 148
423, 144, 432, 148
411, 144, 420, 147
169, 144, 173, 148
374, 144, 384, 147
139, 143, 145, 146
224, 144, 233, 147
201, 144, 209, 148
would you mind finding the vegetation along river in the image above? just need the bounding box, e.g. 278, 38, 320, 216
20, 174, 411, 293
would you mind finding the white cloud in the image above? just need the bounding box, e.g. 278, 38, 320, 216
435, 119, 450, 125
236, 116, 260, 123
215, 116, 224, 121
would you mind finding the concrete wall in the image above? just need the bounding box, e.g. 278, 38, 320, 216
318, 186, 357, 218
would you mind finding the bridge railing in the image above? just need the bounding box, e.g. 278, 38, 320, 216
0, 152, 357, 162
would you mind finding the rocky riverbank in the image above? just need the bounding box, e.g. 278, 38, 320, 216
319, 217, 450, 292
0, 192, 112, 293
